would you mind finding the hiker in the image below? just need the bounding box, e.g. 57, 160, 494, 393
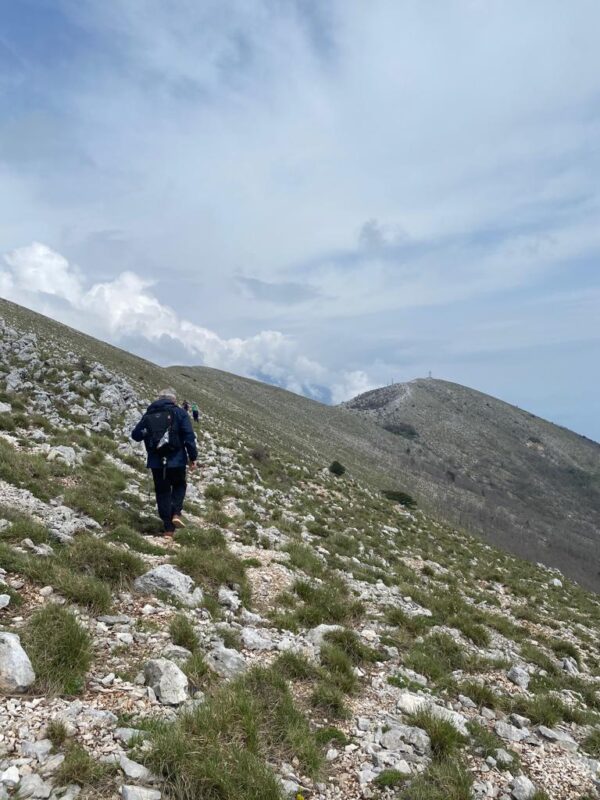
131, 388, 197, 536
182, 399, 190, 413
192, 401, 200, 423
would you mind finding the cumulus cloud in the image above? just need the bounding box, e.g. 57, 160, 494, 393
0, 242, 362, 399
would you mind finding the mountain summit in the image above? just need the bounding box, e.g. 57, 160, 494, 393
342, 378, 600, 591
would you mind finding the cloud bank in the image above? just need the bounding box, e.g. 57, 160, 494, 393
0, 242, 372, 402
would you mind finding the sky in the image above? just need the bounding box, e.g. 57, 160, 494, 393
0, 0, 599, 440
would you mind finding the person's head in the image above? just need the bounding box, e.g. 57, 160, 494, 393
158, 387, 177, 403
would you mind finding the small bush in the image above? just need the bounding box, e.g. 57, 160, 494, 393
169, 614, 199, 652
329, 461, 346, 477
383, 421, 418, 439
381, 489, 417, 508
23, 604, 92, 695
250, 446, 270, 463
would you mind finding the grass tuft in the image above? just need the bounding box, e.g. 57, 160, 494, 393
145, 665, 322, 800
23, 604, 92, 695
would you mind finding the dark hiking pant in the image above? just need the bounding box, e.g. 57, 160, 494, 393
192, 410, 199, 422
151, 467, 187, 532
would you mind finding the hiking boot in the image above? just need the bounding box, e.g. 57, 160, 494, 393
171, 515, 185, 528
163, 529, 175, 538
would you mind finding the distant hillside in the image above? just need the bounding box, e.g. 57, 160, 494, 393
342, 378, 600, 591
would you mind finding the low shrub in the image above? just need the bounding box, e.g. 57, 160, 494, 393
381, 489, 417, 509
329, 461, 346, 477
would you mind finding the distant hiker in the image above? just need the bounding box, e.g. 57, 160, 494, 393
182, 400, 190, 413
131, 388, 197, 536
192, 401, 200, 423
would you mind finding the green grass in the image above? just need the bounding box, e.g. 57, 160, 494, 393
310, 680, 349, 718
0, 507, 51, 545
456, 680, 504, 710
169, 613, 199, 652
288, 578, 364, 628
405, 632, 473, 683
399, 758, 472, 800
374, 768, 410, 787
410, 709, 466, 759
467, 720, 512, 762
285, 542, 325, 577
0, 542, 112, 613
174, 546, 250, 606
66, 535, 145, 586
46, 719, 69, 748
145, 665, 322, 800
55, 743, 117, 789
314, 726, 350, 747
174, 526, 227, 549
323, 628, 381, 664
320, 643, 359, 694
582, 728, 600, 758
107, 524, 166, 555
23, 604, 92, 695
275, 651, 319, 680
183, 652, 213, 692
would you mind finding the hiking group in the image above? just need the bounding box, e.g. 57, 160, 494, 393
131, 388, 200, 536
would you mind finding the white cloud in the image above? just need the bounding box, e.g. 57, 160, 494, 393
0, 242, 348, 398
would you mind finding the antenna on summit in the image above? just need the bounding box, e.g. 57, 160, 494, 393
428, 370, 432, 379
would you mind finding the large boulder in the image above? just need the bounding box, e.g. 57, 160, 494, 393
144, 658, 188, 705
0, 632, 35, 692
507, 665, 530, 689
134, 565, 203, 607
47, 446, 79, 467
206, 644, 246, 679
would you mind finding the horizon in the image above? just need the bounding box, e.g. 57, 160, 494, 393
0, 1, 599, 440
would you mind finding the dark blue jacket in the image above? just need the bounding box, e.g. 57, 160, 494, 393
131, 398, 198, 469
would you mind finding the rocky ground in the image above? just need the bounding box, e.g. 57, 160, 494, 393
0, 310, 599, 800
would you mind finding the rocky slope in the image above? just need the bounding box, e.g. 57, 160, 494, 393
341, 379, 600, 593
0, 297, 599, 800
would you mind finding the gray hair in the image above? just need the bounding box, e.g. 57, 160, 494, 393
158, 387, 177, 402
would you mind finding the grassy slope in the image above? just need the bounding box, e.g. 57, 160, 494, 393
1, 296, 600, 800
